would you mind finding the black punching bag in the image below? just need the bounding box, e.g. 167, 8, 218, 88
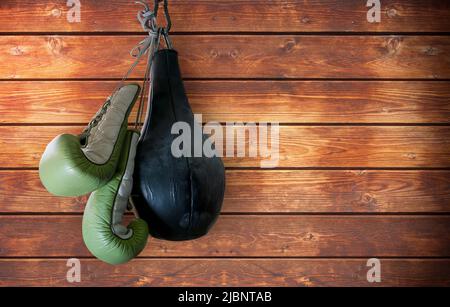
132, 49, 225, 241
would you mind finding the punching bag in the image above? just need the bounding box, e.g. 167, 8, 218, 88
132, 49, 225, 241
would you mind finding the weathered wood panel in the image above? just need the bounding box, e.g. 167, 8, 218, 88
1, 259, 449, 287
1, 170, 449, 213
2, 81, 450, 124
225, 170, 450, 213
1, 0, 449, 288
2, 35, 450, 79
1, 126, 449, 168
1, 216, 449, 257
1, 0, 449, 33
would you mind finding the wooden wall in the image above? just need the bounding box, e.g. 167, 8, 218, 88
0, 0, 449, 286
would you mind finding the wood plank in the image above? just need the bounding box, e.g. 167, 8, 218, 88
2, 81, 450, 124
1, 259, 449, 287
2, 35, 450, 79
1, 126, 449, 168
225, 170, 450, 213
1, 216, 449, 257
1, 170, 450, 213
1, 0, 449, 33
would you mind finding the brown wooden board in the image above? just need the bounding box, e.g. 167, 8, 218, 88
1, 259, 449, 287
1, 170, 449, 213
2, 35, 450, 79
1, 125, 449, 168
1, 0, 449, 33
1, 0, 449, 288
2, 81, 450, 124
1, 215, 449, 257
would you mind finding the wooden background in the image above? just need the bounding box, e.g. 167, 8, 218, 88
0, 0, 449, 287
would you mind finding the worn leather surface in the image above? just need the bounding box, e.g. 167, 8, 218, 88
83, 130, 149, 265
82, 85, 141, 164
132, 49, 225, 241
39, 84, 140, 197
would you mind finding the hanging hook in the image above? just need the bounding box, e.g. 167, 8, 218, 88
152, 0, 162, 18
153, 0, 171, 33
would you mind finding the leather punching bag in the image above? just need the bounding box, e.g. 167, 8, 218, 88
132, 49, 225, 241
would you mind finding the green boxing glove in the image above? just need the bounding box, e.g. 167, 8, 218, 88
83, 130, 149, 265
39, 84, 141, 197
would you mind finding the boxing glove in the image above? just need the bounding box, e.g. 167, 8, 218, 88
132, 49, 225, 241
82, 130, 149, 265
39, 84, 141, 197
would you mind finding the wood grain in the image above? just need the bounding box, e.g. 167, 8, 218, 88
224, 170, 450, 213
1, 170, 449, 213
2, 81, 450, 124
1, 0, 449, 33
1, 126, 449, 168
2, 35, 450, 79
1, 216, 449, 257
1, 0, 449, 288
1, 259, 449, 287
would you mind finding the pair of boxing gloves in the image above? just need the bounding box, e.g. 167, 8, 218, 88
39, 84, 148, 265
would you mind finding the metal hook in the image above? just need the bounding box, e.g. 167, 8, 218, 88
153, 0, 171, 33
152, 0, 161, 17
